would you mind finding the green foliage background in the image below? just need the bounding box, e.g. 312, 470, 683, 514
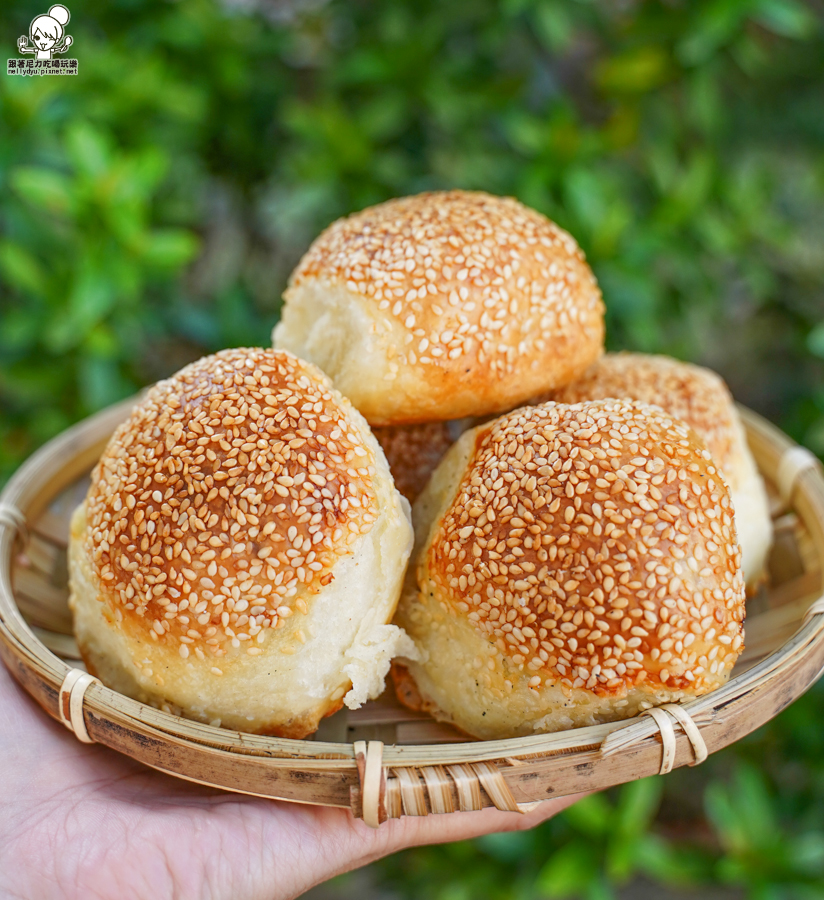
1, 0, 823, 896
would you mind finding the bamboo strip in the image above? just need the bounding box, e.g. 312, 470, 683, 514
421, 766, 455, 814
0, 402, 820, 815
447, 764, 483, 812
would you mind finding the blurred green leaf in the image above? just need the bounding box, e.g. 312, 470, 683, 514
635, 833, 713, 884
753, 0, 818, 38
0, 241, 47, 296
677, 0, 754, 66
808, 323, 824, 358
563, 792, 612, 837
474, 830, 532, 863
65, 121, 112, 179
128, 147, 169, 196
730, 764, 779, 846
615, 778, 663, 838
10, 166, 73, 215
78, 353, 132, 411
537, 840, 601, 896
706, 781, 749, 854
532, 1, 574, 52
595, 46, 670, 93
46, 268, 117, 351
141, 229, 200, 269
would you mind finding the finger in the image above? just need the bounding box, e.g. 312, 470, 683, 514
284, 791, 589, 898
221, 791, 587, 900
360, 791, 586, 861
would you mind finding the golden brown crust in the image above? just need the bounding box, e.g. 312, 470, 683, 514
253, 699, 345, 739
391, 661, 426, 713
550, 353, 774, 592
286, 190, 605, 423
374, 421, 458, 502
424, 400, 745, 698
84, 347, 379, 663
548, 353, 743, 485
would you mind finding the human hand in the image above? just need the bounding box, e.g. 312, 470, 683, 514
17, 36, 28, 52
0, 661, 580, 900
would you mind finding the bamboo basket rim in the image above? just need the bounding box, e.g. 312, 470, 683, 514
1, 398, 823, 821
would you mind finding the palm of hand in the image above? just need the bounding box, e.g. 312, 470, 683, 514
0, 662, 575, 900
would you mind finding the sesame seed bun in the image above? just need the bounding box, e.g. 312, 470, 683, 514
68, 348, 414, 738
549, 353, 773, 591
273, 190, 605, 425
394, 399, 746, 740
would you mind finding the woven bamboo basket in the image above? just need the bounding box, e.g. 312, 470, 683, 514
1, 399, 823, 827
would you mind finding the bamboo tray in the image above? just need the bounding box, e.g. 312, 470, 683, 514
1, 400, 823, 826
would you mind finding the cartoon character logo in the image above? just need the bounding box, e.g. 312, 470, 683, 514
18, 5, 73, 61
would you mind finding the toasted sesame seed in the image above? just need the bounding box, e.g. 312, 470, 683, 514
423, 398, 745, 699
84, 347, 379, 656
551, 353, 745, 492
284, 191, 605, 421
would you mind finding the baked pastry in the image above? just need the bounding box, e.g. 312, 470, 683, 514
373, 419, 470, 503
273, 190, 605, 425
69, 348, 414, 738
550, 353, 772, 590
394, 399, 746, 740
